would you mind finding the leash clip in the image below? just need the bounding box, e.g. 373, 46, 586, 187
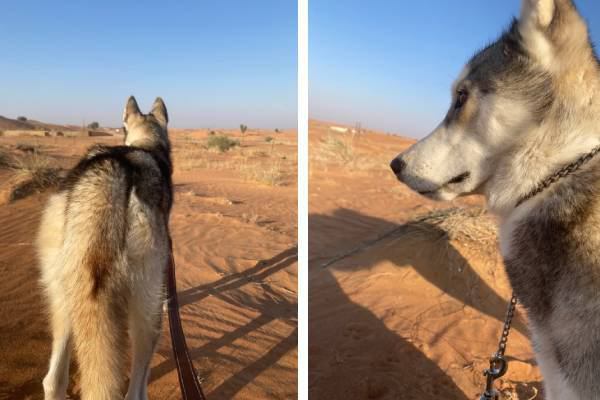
480, 354, 508, 400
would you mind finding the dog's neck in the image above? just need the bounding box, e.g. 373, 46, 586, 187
517, 144, 600, 206
485, 46, 600, 219
124, 128, 171, 155
486, 102, 600, 220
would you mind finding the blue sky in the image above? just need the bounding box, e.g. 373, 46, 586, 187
310, 0, 600, 138
1, 1, 296, 129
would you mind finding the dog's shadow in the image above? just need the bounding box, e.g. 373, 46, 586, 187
150, 246, 298, 399
312, 208, 527, 335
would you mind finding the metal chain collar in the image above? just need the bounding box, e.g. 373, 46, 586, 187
515, 145, 600, 207
481, 145, 600, 398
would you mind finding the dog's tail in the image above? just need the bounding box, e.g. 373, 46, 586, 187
63, 158, 131, 399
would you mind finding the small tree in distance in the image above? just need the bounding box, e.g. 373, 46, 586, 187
17, 116, 27, 122
88, 122, 100, 129
240, 124, 248, 135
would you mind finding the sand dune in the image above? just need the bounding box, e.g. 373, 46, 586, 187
0, 128, 297, 399
308, 120, 541, 399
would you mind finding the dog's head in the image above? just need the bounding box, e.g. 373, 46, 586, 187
122, 96, 170, 150
391, 0, 595, 202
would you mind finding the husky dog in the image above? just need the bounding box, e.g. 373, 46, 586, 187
390, 0, 600, 398
37, 96, 173, 400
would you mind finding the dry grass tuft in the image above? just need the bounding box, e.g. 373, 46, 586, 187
207, 135, 240, 153
0, 148, 12, 169
241, 158, 285, 186
3, 148, 63, 201
9, 168, 62, 201
321, 206, 497, 269
315, 132, 355, 164
11, 151, 52, 176
311, 132, 390, 172
176, 146, 209, 171
406, 207, 497, 245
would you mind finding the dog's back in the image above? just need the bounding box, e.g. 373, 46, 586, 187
37, 96, 172, 400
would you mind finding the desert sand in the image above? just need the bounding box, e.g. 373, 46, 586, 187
0, 125, 297, 399
308, 120, 542, 399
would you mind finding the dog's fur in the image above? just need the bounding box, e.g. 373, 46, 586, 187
37, 96, 173, 400
391, 0, 600, 398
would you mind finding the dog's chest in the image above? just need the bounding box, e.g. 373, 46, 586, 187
499, 208, 572, 323
499, 204, 600, 324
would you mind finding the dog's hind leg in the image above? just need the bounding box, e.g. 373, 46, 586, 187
125, 260, 165, 400
42, 290, 72, 400
38, 195, 72, 400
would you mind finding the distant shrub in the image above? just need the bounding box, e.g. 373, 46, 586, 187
207, 135, 240, 152
88, 122, 100, 129
275, 128, 280, 133
317, 133, 355, 164
265, 136, 274, 143
240, 124, 248, 134
209, 130, 216, 136
241, 158, 285, 186
17, 116, 27, 122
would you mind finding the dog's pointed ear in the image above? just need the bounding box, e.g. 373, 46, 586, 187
123, 96, 142, 124
150, 97, 168, 127
520, 0, 556, 30
519, 0, 588, 66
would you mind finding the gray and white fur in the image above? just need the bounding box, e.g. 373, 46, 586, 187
390, 0, 600, 398
37, 96, 173, 400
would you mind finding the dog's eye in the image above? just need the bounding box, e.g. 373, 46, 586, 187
455, 89, 468, 110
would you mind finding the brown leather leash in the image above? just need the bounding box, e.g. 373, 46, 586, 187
166, 238, 207, 400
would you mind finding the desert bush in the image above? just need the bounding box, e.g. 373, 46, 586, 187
317, 133, 355, 164
209, 130, 216, 136
10, 168, 62, 201
11, 151, 52, 176
7, 151, 63, 201
241, 159, 285, 186
275, 128, 280, 133
17, 116, 27, 122
265, 136, 274, 143
0, 149, 12, 168
88, 121, 100, 129
240, 124, 248, 134
207, 135, 240, 153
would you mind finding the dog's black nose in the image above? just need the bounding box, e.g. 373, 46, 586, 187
390, 157, 406, 176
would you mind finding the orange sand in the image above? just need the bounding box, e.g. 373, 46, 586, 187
308, 120, 542, 400
0, 128, 297, 399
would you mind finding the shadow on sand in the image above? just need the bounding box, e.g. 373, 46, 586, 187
150, 246, 297, 399
309, 207, 530, 400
